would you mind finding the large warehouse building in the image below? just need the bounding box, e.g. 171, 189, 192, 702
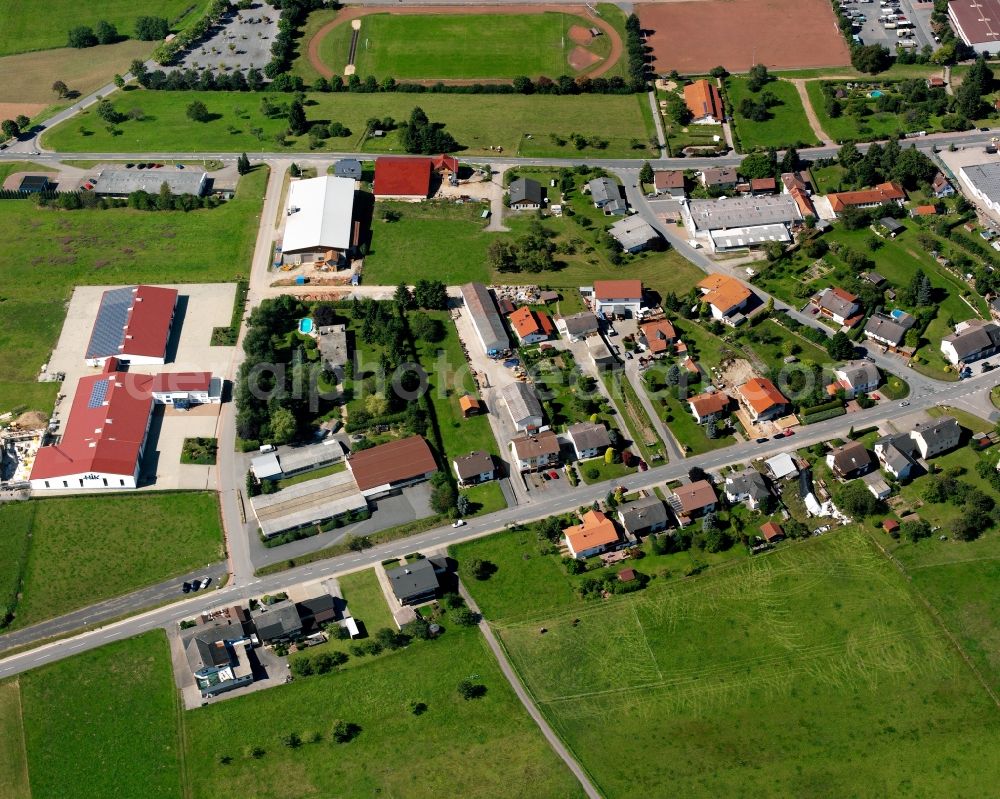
948, 0, 1000, 54
85, 285, 178, 366
281, 175, 359, 267
958, 162, 1000, 217
89, 168, 209, 197
346, 436, 438, 498
29, 364, 221, 490
461, 282, 510, 356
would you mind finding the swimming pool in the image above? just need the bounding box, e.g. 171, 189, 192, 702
890, 309, 904, 320
869, 90, 884, 98
299, 317, 314, 334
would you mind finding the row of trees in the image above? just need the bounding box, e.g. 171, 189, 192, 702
67, 15, 169, 48
836, 137, 938, 192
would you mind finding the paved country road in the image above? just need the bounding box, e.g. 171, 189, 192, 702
2, 374, 997, 679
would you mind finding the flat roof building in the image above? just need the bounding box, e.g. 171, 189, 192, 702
959, 162, 1000, 215
90, 168, 208, 197
685, 194, 802, 232
251, 469, 366, 538
949, 0, 1000, 53
281, 176, 358, 266
461, 283, 510, 356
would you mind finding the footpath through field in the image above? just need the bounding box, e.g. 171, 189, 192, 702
306, 4, 623, 83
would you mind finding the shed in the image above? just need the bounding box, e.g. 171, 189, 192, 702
18, 175, 51, 193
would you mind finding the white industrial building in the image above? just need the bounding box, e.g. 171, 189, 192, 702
958, 162, 1000, 217
281, 176, 358, 266
682, 195, 802, 253
461, 282, 510, 356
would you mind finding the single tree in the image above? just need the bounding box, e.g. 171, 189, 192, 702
639, 161, 654, 185
237, 152, 251, 175
186, 100, 210, 122
113, 74, 125, 90
287, 100, 308, 136
95, 20, 118, 45
1, 119, 20, 139
67, 26, 97, 48
51, 80, 68, 98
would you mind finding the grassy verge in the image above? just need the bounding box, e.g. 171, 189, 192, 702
180, 437, 217, 465
210, 279, 248, 346
3, 492, 224, 631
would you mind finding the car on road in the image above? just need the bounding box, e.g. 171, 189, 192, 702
899, 400, 910, 406
981, 127, 991, 132
199, 577, 212, 590
774, 433, 787, 439
625, 351, 633, 360
548, 470, 559, 480
452, 519, 466, 528
182, 581, 192, 593
189, 580, 200, 591
755, 437, 768, 443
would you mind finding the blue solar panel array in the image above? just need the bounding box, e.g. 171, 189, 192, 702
85, 286, 135, 359
87, 379, 110, 409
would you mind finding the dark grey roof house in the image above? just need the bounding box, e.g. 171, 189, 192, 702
617, 496, 669, 537
588, 177, 627, 214
387, 559, 440, 606
723, 469, 772, 510
251, 599, 303, 643
334, 159, 363, 180
509, 177, 543, 209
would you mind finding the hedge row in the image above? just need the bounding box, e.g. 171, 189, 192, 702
800, 398, 844, 417
152, 0, 232, 65
801, 407, 847, 424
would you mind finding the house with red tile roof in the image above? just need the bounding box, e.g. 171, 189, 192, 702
827, 182, 906, 215
638, 319, 677, 355
373, 157, 432, 200
591, 280, 644, 318
696, 274, 753, 323
687, 391, 731, 424
564, 510, 621, 559
508, 306, 555, 345
736, 377, 790, 421
683, 79, 723, 124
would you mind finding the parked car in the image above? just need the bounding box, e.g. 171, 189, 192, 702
182, 581, 192, 593
755, 437, 768, 443
190, 580, 201, 591
548, 470, 559, 480
452, 519, 466, 528
199, 577, 211, 589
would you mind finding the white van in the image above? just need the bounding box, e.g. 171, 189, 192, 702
259, 444, 276, 453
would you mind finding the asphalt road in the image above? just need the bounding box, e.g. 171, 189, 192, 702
2, 373, 997, 679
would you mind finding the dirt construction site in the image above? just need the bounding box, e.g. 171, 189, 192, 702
638, 0, 851, 74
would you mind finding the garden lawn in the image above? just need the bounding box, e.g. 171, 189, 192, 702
459, 480, 507, 516
42, 89, 656, 159
0, 167, 265, 414
809, 162, 847, 193
657, 388, 734, 456
726, 76, 819, 150
185, 628, 585, 799
578, 457, 633, 484
10, 493, 224, 630
486, 529, 1000, 798
17, 631, 182, 799
363, 202, 492, 285
0, 0, 200, 56
741, 318, 829, 373
336, 13, 609, 80
0, 161, 55, 183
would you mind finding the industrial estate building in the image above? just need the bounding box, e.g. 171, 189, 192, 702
280, 176, 358, 266
89, 168, 209, 197
461, 283, 510, 356
682, 194, 802, 252
85, 285, 178, 366
948, 0, 1000, 53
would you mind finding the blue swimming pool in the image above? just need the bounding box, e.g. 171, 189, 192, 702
869, 90, 884, 98
890, 309, 904, 320
299, 317, 314, 334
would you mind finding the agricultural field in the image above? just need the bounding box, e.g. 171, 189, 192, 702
3, 493, 224, 631
0, 167, 265, 414
726, 76, 820, 150
323, 12, 617, 81
468, 529, 1000, 797
0, 678, 29, 799
0, 0, 199, 56
41, 89, 657, 159
8, 631, 183, 799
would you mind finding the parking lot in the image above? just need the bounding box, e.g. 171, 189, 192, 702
171, 1, 279, 75
45, 283, 237, 492
842, 0, 933, 51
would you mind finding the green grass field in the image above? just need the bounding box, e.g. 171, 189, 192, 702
42, 89, 656, 158
5, 493, 224, 630
0, 167, 265, 414
726, 76, 820, 150
0, 680, 29, 799
329, 13, 610, 80
15, 631, 183, 799
471, 530, 1000, 797
0, 0, 202, 56
0, 502, 33, 624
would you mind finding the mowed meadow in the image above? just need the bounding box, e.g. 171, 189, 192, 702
462, 529, 1000, 797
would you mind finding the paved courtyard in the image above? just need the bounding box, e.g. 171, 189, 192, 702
172, 1, 280, 75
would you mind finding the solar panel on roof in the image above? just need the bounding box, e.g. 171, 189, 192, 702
85, 286, 135, 359
87, 379, 110, 408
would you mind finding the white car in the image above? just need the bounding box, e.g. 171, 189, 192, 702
199, 577, 212, 589
452, 519, 466, 528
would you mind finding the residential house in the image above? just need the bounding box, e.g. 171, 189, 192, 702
736, 377, 790, 422
638, 318, 677, 355
508, 177, 543, 210
566, 422, 612, 461
765, 452, 799, 481
701, 167, 739, 190
387, 559, 439, 606
874, 432, 918, 479
697, 273, 753, 324
668, 479, 718, 524
813, 286, 862, 326
750, 177, 777, 195
510, 430, 560, 472
251, 599, 303, 643
912, 204, 938, 217
940, 320, 1000, 365
459, 394, 482, 418
687, 391, 731, 424
826, 441, 875, 479
827, 182, 906, 215
333, 158, 362, 180
617, 495, 669, 538
295, 594, 338, 634
316, 324, 348, 378
556, 311, 600, 342
831, 360, 881, 398
509, 306, 555, 345
609, 215, 661, 253
683, 79, 724, 123
591, 280, 644, 318
911, 416, 961, 458
864, 311, 915, 349
184, 616, 255, 698
500, 382, 544, 431
724, 469, 772, 510
932, 172, 955, 198
781, 172, 813, 193
653, 170, 686, 198
589, 177, 627, 214
564, 509, 621, 559
759, 521, 785, 543
452, 451, 496, 486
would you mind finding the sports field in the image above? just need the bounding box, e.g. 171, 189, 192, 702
467, 530, 1000, 797
0, 0, 199, 56
322, 12, 613, 81
0, 167, 265, 414
638, 0, 850, 74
